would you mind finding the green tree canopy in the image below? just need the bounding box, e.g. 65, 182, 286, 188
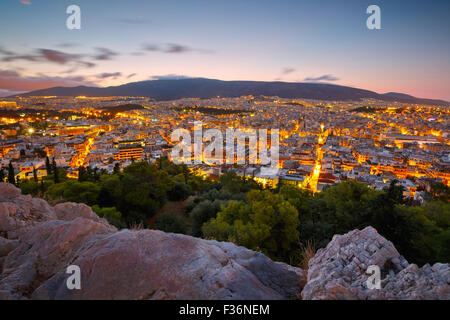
155, 212, 187, 234
92, 205, 122, 228
46, 180, 101, 205
203, 189, 299, 261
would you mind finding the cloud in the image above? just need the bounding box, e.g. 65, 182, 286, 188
2, 48, 84, 64
0, 70, 20, 78
96, 72, 122, 79
142, 44, 160, 52
60, 61, 96, 75
165, 43, 192, 54
0, 69, 96, 96
0, 47, 97, 73
142, 43, 213, 54
127, 73, 137, 79
117, 17, 151, 25
77, 61, 96, 68
282, 67, 296, 75
149, 74, 192, 80
92, 47, 119, 61
39, 49, 83, 64
2, 54, 40, 63
0, 46, 14, 56
20, 0, 31, 5
303, 74, 339, 82
56, 43, 80, 48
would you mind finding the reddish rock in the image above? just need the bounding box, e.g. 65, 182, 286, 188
0, 237, 19, 257
0, 183, 21, 201
0, 218, 113, 299
0, 183, 56, 238
0, 183, 448, 300
53, 202, 115, 231
0, 183, 303, 300
31, 229, 303, 300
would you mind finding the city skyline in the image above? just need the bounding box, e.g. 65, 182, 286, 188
0, 0, 449, 100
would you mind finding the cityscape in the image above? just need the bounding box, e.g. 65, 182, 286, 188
0, 0, 449, 304
0, 94, 449, 197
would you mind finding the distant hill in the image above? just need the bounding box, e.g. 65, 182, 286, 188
381, 92, 449, 106
12, 78, 449, 106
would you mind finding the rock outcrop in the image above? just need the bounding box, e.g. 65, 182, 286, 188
0, 183, 448, 300
0, 183, 304, 300
302, 227, 450, 300
0, 183, 56, 239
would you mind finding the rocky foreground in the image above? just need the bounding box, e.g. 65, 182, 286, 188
0, 183, 448, 300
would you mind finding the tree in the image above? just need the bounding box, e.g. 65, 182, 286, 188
52, 158, 59, 183
437, 230, 450, 263
39, 178, 45, 194
168, 181, 192, 201
118, 161, 174, 218
320, 180, 380, 234
78, 166, 86, 182
424, 180, 450, 202
155, 212, 187, 234
367, 180, 410, 254
279, 184, 332, 248
0, 168, 5, 182
219, 171, 260, 194
187, 174, 213, 192
20, 180, 40, 196
92, 205, 122, 228
46, 180, 101, 205
190, 199, 226, 237
45, 156, 52, 175
92, 167, 99, 181
202, 190, 299, 261
7, 162, 15, 186
97, 174, 121, 208
32, 167, 38, 182
395, 200, 450, 265
113, 162, 120, 174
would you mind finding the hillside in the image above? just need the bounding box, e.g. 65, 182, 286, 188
0, 182, 448, 300
12, 78, 450, 106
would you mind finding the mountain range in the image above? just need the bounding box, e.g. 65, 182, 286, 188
11, 78, 449, 106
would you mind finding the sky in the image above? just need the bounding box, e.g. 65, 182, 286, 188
0, 0, 449, 100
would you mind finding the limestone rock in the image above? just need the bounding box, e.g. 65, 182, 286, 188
0, 183, 56, 238
0, 184, 303, 300
31, 229, 303, 300
0, 183, 21, 201
53, 202, 116, 231
302, 227, 450, 300
0, 218, 113, 299
213, 240, 305, 299
0, 237, 19, 257
0, 183, 448, 300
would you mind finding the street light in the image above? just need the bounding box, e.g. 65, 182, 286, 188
28, 128, 34, 134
